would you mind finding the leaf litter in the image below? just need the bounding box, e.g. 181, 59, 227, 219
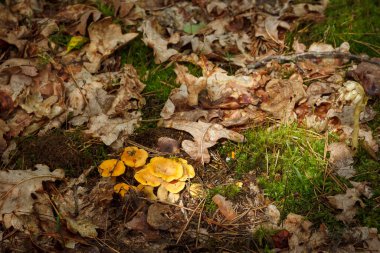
0, 0, 379, 252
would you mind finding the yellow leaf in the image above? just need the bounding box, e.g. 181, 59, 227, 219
66, 36, 88, 53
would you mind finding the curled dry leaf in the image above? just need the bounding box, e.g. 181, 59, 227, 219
266, 204, 280, 225
346, 60, 380, 97
328, 142, 355, 179
162, 120, 245, 163
327, 188, 365, 222
0, 165, 64, 234
84, 17, 138, 73
283, 213, 328, 252
212, 194, 237, 221
141, 20, 178, 64
260, 73, 306, 122
53, 177, 114, 235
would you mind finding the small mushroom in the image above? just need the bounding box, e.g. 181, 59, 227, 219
161, 181, 186, 194
137, 184, 157, 200
114, 183, 130, 197
177, 158, 195, 181
121, 146, 148, 168
134, 165, 162, 187
149, 157, 184, 182
98, 159, 126, 177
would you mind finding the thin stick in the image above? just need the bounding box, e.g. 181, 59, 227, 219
247, 52, 380, 69
195, 200, 206, 248
176, 199, 205, 244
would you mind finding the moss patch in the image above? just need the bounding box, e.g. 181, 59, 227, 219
288, 0, 380, 56
220, 124, 345, 230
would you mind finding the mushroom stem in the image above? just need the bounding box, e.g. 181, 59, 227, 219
352, 85, 368, 152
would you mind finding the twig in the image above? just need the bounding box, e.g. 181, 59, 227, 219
176, 199, 205, 244
195, 200, 206, 248
247, 52, 380, 69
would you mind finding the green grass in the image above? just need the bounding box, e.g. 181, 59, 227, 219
288, 0, 380, 56
219, 124, 345, 230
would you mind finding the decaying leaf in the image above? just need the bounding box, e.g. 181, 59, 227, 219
266, 204, 280, 225
260, 74, 306, 122
328, 142, 355, 178
212, 194, 237, 221
84, 17, 138, 73
125, 211, 160, 240
141, 20, 178, 64
283, 213, 328, 252
53, 177, 114, 236
0, 165, 64, 234
327, 188, 365, 222
146, 202, 185, 233
162, 120, 245, 163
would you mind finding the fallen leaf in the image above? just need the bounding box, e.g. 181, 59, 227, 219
327, 188, 364, 222
266, 204, 280, 225
272, 229, 290, 249
84, 17, 138, 73
162, 120, 245, 163
147, 203, 185, 231
260, 74, 306, 122
141, 20, 178, 64
0, 165, 64, 234
328, 142, 355, 179
125, 211, 160, 240
212, 194, 237, 221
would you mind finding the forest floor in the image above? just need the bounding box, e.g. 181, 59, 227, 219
0, 0, 379, 252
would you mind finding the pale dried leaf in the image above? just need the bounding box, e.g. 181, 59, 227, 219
84, 17, 138, 73
212, 194, 237, 221
260, 74, 306, 122
163, 120, 245, 163
327, 188, 363, 222
0, 165, 64, 233
328, 142, 355, 179
141, 20, 178, 64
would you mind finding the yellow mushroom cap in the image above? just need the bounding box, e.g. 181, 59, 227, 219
121, 146, 149, 168
114, 183, 130, 197
98, 159, 126, 177
137, 184, 157, 200
161, 180, 186, 193
134, 165, 162, 187
149, 157, 184, 182
177, 158, 195, 181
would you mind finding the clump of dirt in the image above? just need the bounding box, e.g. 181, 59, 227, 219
10, 130, 110, 177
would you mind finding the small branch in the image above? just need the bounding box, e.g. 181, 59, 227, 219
247, 52, 380, 69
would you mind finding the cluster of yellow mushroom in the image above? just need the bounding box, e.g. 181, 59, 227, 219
135, 157, 195, 202
97, 146, 195, 202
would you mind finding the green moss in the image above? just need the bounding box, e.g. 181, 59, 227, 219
205, 184, 242, 213
220, 124, 344, 229
95, 0, 114, 17
252, 226, 278, 250
49, 32, 72, 47
288, 0, 380, 56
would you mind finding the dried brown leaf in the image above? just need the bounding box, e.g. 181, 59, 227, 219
163, 119, 244, 163
84, 17, 138, 73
